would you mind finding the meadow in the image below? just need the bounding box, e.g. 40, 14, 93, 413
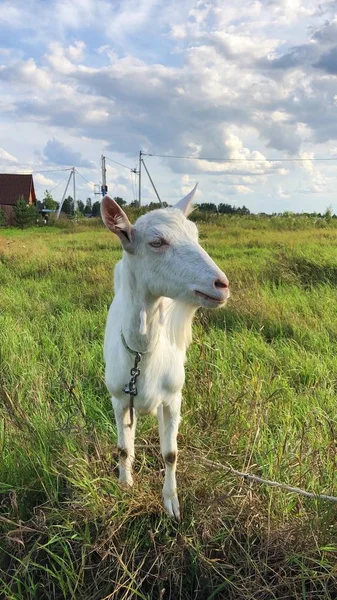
1, 213, 337, 599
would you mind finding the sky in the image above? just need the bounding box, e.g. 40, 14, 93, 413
1, 0, 337, 213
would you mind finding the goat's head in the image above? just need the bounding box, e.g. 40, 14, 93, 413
101, 185, 229, 308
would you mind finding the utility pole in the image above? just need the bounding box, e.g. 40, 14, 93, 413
141, 158, 162, 205
138, 150, 142, 206
56, 169, 73, 219
101, 155, 107, 196
72, 167, 76, 214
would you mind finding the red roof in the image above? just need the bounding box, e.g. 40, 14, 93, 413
0, 174, 36, 206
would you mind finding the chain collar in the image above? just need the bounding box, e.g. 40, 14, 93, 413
121, 331, 143, 357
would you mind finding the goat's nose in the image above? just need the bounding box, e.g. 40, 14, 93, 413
214, 277, 229, 289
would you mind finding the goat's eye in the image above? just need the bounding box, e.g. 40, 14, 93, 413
149, 239, 166, 248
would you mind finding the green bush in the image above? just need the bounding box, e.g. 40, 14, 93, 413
0, 207, 5, 227
13, 199, 38, 229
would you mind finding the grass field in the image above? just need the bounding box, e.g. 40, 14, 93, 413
1, 214, 337, 599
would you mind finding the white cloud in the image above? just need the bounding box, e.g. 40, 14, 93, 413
265, 0, 313, 24
0, 147, 18, 163
200, 30, 280, 61
170, 24, 186, 40
300, 152, 315, 173
68, 40, 85, 61
234, 185, 253, 194
277, 185, 290, 199
46, 43, 76, 75
34, 173, 56, 186
0, 3, 21, 26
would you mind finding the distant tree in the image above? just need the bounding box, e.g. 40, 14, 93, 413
129, 200, 139, 207
114, 196, 126, 207
0, 207, 5, 227
29, 201, 39, 224
218, 203, 235, 214
325, 206, 333, 222
147, 201, 168, 210
43, 190, 58, 210
36, 199, 43, 211
199, 203, 218, 212
92, 201, 101, 217
61, 195, 74, 215
236, 205, 250, 216
218, 203, 250, 215
77, 200, 85, 214
14, 198, 38, 229
84, 197, 92, 215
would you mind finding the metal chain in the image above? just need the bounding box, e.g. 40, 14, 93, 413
123, 352, 142, 427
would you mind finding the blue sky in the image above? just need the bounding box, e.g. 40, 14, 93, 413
1, 0, 337, 212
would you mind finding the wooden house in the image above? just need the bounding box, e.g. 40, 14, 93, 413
0, 174, 37, 225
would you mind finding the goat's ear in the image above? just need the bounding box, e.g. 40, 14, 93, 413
174, 183, 198, 216
101, 195, 135, 252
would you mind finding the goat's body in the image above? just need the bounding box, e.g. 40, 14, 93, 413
104, 260, 191, 417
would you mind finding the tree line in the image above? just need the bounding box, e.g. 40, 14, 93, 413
0, 189, 334, 229
198, 203, 250, 214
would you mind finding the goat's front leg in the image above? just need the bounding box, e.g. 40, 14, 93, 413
112, 396, 136, 486
158, 395, 181, 520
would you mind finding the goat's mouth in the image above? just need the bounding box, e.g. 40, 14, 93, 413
194, 290, 228, 305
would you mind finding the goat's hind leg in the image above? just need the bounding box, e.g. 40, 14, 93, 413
158, 396, 181, 520
112, 396, 136, 486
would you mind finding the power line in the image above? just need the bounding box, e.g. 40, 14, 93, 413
20, 167, 73, 174
105, 156, 135, 171
49, 174, 71, 193
143, 153, 337, 162
75, 168, 95, 187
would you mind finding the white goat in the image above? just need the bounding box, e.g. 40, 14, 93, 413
101, 185, 229, 519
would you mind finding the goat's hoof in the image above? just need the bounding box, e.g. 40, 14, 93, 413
119, 473, 133, 487
164, 495, 180, 521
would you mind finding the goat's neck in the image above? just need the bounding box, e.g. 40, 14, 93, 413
120, 257, 197, 353
119, 258, 161, 353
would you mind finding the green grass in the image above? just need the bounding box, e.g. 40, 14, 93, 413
1, 216, 337, 599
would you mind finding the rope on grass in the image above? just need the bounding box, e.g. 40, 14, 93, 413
200, 457, 337, 503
